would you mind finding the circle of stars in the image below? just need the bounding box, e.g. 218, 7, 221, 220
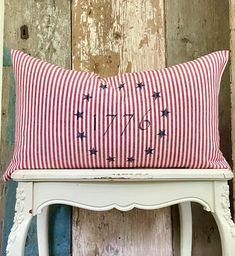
75, 81, 170, 162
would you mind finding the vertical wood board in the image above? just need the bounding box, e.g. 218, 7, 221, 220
0, 1, 5, 252
1, 50, 16, 256
72, 0, 172, 255
230, 0, 235, 220
4, 0, 71, 67
165, 0, 230, 255
1, 1, 72, 255
72, 0, 165, 75
73, 209, 172, 256
0, 0, 4, 139
165, 0, 231, 164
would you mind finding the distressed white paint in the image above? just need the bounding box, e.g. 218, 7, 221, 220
6, 169, 235, 256
110, 0, 165, 72
72, 0, 165, 74
12, 169, 234, 181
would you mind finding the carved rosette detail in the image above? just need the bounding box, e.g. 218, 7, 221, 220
6, 187, 26, 255
221, 184, 235, 237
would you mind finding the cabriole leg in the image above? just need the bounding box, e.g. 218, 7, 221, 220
6, 182, 33, 256
178, 202, 192, 256
37, 205, 49, 256
212, 182, 235, 256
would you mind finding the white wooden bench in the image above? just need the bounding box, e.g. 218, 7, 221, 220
5, 169, 235, 256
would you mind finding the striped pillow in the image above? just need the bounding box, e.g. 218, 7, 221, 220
3, 50, 230, 181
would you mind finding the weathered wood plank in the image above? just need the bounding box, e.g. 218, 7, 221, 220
73, 208, 172, 256
0, 0, 4, 139
4, 0, 71, 67
72, 0, 165, 75
0, 1, 5, 251
72, 0, 172, 255
1, 1, 72, 255
165, 0, 230, 255
230, 0, 235, 220
1, 59, 15, 256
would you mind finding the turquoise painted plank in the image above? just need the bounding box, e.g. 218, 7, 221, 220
3, 47, 12, 66
2, 48, 71, 256
49, 205, 71, 256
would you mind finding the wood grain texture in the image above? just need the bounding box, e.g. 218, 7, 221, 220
230, 0, 235, 220
165, 0, 231, 165
4, 0, 71, 67
0, 64, 15, 255
73, 208, 172, 256
0, 0, 5, 249
71, 0, 172, 255
0, 0, 4, 140
72, 0, 165, 76
1, 1, 71, 255
165, 0, 230, 255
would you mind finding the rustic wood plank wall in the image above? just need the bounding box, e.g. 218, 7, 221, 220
166, 1, 231, 255
0, 0, 233, 255
71, 0, 173, 255
1, 0, 72, 255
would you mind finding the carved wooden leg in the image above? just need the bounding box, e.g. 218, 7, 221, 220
6, 182, 33, 256
37, 206, 49, 256
212, 181, 235, 256
178, 202, 192, 256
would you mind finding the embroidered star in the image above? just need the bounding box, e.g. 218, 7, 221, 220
100, 83, 108, 89
107, 156, 115, 162
83, 94, 92, 101
77, 132, 86, 141
118, 83, 124, 90
89, 148, 98, 155
152, 91, 161, 100
161, 108, 170, 117
145, 147, 154, 155
74, 111, 83, 119
127, 156, 135, 162
157, 129, 167, 138
136, 82, 145, 89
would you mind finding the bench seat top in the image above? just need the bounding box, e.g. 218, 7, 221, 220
11, 169, 234, 181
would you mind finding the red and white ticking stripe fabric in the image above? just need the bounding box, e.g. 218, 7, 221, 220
3, 49, 231, 181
